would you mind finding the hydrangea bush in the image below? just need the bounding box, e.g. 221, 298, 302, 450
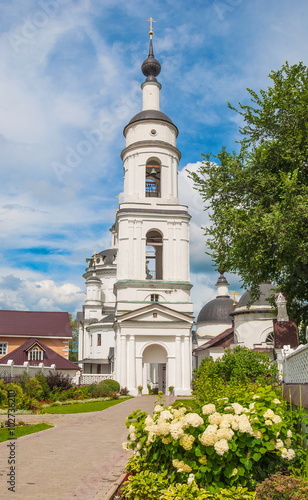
123, 386, 296, 491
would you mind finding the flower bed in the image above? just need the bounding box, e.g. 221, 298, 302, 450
120, 386, 307, 499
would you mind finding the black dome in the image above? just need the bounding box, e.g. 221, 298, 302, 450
141, 38, 161, 81
236, 282, 274, 309
197, 296, 235, 323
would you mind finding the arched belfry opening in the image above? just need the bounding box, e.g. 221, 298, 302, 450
146, 230, 163, 280
145, 159, 161, 197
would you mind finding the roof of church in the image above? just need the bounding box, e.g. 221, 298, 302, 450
0, 337, 79, 370
194, 328, 234, 351
197, 296, 235, 324
233, 282, 275, 315
0, 310, 72, 338
124, 110, 178, 136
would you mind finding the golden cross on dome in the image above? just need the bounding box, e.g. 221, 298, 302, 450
146, 17, 156, 35
231, 291, 239, 306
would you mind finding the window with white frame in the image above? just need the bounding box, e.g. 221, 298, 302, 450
0, 343, 8, 356
28, 347, 43, 361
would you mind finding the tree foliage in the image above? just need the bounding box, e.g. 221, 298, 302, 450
189, 62, 308, 324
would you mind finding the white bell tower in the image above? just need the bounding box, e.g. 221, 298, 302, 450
113, 24, 193, 396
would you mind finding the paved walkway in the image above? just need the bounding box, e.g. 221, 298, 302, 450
0, 396, 175, 500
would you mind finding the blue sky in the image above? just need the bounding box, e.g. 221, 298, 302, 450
0, 0, 307, 316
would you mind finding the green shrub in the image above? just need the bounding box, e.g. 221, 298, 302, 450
193, 347, 279, 404
98, 379, 120, 392
34, 372, 51, 400
4, 383, 24, 409
214, 486, 256, 499
255, 472, 308, 499
121, 470, 169, 500
160, 482, 213, 499
22, 378, 44, 400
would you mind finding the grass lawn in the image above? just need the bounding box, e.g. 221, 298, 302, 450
45, 398, 129, 414
0, 423, 53, 443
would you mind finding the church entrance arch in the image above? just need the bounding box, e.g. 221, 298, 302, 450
142, 344, 167, 394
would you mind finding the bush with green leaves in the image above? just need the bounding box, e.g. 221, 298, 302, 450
98, 378, 120, 393
193, 347, 279, 404
159, 482, 213, 499
255, 472, 308, 499
121, 470, 169, 499
123, 386, 297, 491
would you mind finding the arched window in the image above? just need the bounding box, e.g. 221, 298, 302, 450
145, 159, 161, 197
28, 347, 43, 361
146, 230, 163, 280
265, 332, 274, 345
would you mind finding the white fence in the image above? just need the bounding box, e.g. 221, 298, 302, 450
73, 373, 114, 385
0, 360, 56, 380
283, 344, 308, 384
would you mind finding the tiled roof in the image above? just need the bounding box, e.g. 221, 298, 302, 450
0, 337, 79, 371
0, 310, 72, 338
194, 328, 234, 351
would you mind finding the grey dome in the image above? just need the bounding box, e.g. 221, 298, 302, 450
236, 282, 274, 309
141, 38, 161, 81
124, 110, 178, 136
96, 248, 117, 266
197, 296, 235, 324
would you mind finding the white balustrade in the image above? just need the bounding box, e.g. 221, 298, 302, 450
283, 344, 308, 384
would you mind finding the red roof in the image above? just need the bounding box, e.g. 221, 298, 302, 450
0, 338, 79, 371
194, 328, 234, 351
0, 310, 72, 338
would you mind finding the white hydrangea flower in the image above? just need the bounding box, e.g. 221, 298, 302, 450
216, 427, 234, 441
252, 394, 260, 399
214, 438, 229, 456
122, 441, 130, 450
170, 421, 185, 440
263, 409, 275, 419
287, 429, 293, 438
249, 402, 255, 410
275, 439, 284, 449
183, 412, 204, 427
179, 434, 195, 450
154, 404, 164, 412
202, 404, 216, 415
156, 422, 171, 436
272, 398, 281, 404
145, 415, 153, 426
252, 429, 263, 439
272, 415, 282, 424
237, 414, 253, 434
187, 473, 195, 485
265, 419, 273, 426
172, 459, 192, 473
231, 468, 238, 476
160, 410, 173, 421
208, 412, 223, 425
285, 438, 292, 447
172, 407, 187, 418
199, 430, 219, 446
281, 448, 296, 460
231, 403, 245, 415
205, 424, 218, 433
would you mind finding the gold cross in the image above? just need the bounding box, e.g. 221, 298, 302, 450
146, 17, 156, 35
116, 194, 124, 205
231, 291, 239, 306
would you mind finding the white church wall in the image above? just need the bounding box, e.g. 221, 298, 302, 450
234, 312, 274, 349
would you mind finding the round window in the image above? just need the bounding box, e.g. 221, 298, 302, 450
150, 129, 157, 136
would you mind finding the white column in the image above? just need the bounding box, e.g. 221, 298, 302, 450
182, 334, 192, 395
120, 334, 127, 388
136, 356, 143, 389
175, 335, 182, 390
128, 335, 136, 389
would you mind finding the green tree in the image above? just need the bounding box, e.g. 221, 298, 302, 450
69, 314, 79, 362
189, 62, 308, 326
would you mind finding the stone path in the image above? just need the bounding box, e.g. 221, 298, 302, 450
0, 396, 175, 500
